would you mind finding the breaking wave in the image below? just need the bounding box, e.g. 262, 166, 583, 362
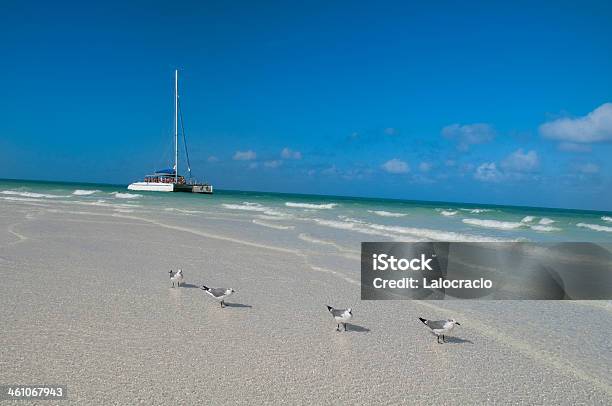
338, 215, 366, 224
440, 210, 457, 216
539, 218, 555, 225
462, 218, 523, 230
312, 219, 401, 239
521, 216, 535, 223
85, 200, 142, 209
285, 202, 337, 209
312, 217, 508, 242
222, 202, 287, 217
460, 208, 492, 214
602, 216, 612, 222
576, 223, 612, 233
72, 189, 100, 196
252, 219, 294, 230
1, 190, 67, 199
530, 225, 561, 232
223, 202, 268, 212
112, 192, 142, 199
164, 208, 204, 214
367, 223, 508, 242
367, 210, 407, 217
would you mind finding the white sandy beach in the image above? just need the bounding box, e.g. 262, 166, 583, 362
1, 199, 611, 405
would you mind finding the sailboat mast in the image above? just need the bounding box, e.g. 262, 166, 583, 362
174, 69, 179, 183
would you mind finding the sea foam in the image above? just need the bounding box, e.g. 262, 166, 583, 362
602, 216, 612, 222
521, 216, 535, 223
72, 189, 100, 196
367, 210, 407, 217
164, 208, 204, 214
539, 218, 555, 225
313, 219, 399, 239
285, 202, 337, 209
460, 208, 491, 214
367, 223, 507, 242
440, 210, 457, 216
462, 218, 523, 230
576, 223, 612, 233
338, 215, 366, 224
252, 219, 294, 230
112, 192, 142, 199
313, 217, 506, 242
1, 190, 66, 199
222, 202, 287, 217
530, 225, 561, 232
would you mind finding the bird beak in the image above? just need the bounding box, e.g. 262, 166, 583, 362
456, 322, 461, 325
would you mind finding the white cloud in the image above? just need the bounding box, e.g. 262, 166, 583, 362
558, 142, 592, 153
281, 147, 302, 160
321, 165, 339, 176
264, 160, 283, 168
501, 149, 539, 172
418, 162, 432, 172
381, 158, 409, 174
576, 163, 600, 174
442, 123, 495, 150
207, 156, 219, 163
474, 162, 502, 182
539, 102, 612, 143
233, 150, 256, 161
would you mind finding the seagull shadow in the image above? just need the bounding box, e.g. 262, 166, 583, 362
224, 302, 252, 308
444, 336, 473, 344
346, 324, 370, 333
178, 283, 200, 289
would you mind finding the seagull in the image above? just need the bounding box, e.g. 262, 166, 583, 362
175, 269, 184, 287
326, 306, 353, 331
201, 285, 235, 308
169, 269, 184, 287
419, 317, 461, 344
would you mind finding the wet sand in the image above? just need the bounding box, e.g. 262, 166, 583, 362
1, 201, 611, 404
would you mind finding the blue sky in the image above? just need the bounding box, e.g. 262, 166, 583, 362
1, 1, 611, 210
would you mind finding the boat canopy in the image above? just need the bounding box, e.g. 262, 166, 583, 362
155, 168, 176, 175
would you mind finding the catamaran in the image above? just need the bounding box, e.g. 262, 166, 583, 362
128, 70, 213, 194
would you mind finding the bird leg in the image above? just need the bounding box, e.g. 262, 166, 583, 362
336, 324, 340, 332
437, 335, 442, 344
443, 335, 447, 343
221, 300, 225, 308
344, 323, 348, 332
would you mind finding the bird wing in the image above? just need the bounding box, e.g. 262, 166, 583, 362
330, 308, 347, 318
208, 288, 227, 297
425, 320, 447, 330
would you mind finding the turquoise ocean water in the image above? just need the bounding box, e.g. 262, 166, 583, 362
1, 178, 611, 243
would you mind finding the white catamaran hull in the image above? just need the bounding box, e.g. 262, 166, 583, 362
127, 182, 175, 192
127, 182, 213, 194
